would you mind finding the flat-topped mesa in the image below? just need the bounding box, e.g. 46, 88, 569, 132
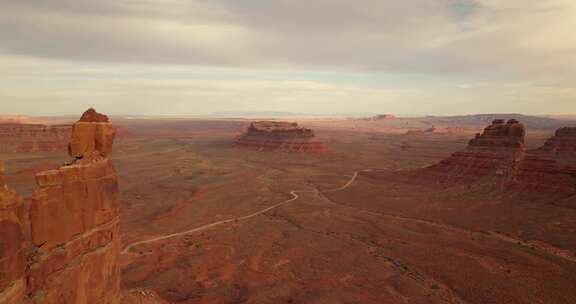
537, 127, 576, 155
69, 108, 116, 161
24, 108, 121, 303
362, 114, 397, 121
236, 121, 327, 153
248, 121, 315, 138
0, 161, 27, 304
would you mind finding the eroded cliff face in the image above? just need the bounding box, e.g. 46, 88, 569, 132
0, 108, 122, 304
424, 119, 526, 183
366, 120, 576, 199
235, 121, 327, 153
27, 108, 120, 304
0, 162, 27, 304
506, 127, 576, 200
0, 123, 71, 153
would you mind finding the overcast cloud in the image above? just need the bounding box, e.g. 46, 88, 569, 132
0, 0, 575, 115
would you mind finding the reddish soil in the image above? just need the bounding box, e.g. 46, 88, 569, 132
3, 116, 576, 303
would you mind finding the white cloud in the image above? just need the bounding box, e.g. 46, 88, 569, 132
0, 0, 574, 115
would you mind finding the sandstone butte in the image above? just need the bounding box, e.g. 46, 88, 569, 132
365, 119, 576, 200
0, 108, 151, 304
537, 127, 576, 154
235, 121, 328, 153
420, 119, 576, 198
0, 123, 71, 153
423, 119, 526, 183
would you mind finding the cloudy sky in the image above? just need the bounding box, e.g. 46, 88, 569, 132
1, 0, 575, 116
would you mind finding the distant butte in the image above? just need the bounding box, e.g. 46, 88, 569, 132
363, 114, 397, 120
366, 119, 576, 200
422, 119, 526, 183
537, 127, 576, 154
235, 121, 328, 153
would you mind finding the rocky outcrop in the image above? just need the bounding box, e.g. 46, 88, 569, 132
379, 119, 576, 199
0, 108, 122, 304
423, 119, 526, 183
506, 155, 576, 200
537, 127, 576, 155
235, 121, 327, 153
0, 162, 27, 304
0, 123, 71, 153
27, 108, 120, 303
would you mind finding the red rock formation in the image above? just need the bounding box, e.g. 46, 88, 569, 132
537, 127, 576, 155
79, 108, 110, 123
0, 162, 27, 304
380, 119, 576, 198
235, 121, 327, 153
26, 109, 121, 303
0, 123, 71, 153
506, 155, 576, 200
422, 119, 525, 183
1, 109, 122, 304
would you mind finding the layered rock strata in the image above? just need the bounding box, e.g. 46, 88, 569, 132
423, 119, 526, 183
537, 127, 576, 155
0, 108, 122, 304
506, 155, 576, 199
0, 123, 71, 153
235, 121, 327, 153
0, 162, 27, 304
27, 108, 120, 303
368, 119, 576, 199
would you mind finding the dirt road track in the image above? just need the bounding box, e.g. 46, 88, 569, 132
122, 170, 363, 254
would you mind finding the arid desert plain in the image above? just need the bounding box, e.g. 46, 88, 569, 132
3, 112, 576, 304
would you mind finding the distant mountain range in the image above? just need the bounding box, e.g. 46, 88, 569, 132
209, 111, 377, 118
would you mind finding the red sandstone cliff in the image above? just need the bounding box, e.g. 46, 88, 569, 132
0, 123, 71, 153
0, 108, 122, 304
0, 162, 27, 303
235, 121, 327, 153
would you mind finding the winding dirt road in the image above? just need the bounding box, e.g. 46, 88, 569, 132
122, 168, 574, 265
122, 169, 364, 255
